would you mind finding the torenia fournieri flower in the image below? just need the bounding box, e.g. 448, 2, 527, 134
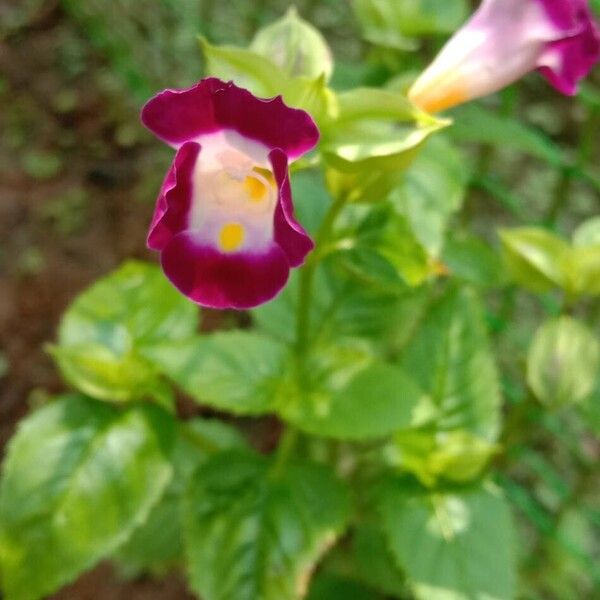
142, 78, 319, 309
409, 0, 600, 113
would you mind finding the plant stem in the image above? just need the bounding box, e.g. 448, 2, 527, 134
295, 195, 347, 357
272, 194, 348, 474
271, 427, 300, 478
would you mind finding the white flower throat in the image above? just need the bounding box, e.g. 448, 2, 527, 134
189, 130, 277, 253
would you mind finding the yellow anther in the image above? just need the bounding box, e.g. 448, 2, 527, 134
244, 175, 268, 201
219, 222, 245, 252
244, 168, 275, 202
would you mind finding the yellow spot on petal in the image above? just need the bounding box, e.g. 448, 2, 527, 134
219, 222, 245, 252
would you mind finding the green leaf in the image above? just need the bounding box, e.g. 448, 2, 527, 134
250, 8, 333, 81
334, 285, 431, 348
0, 395, 175, 600
501, 225, 600, 297
380, 482, 517, 600
200, 37, 335, 125
51, 260, 198, 403
388, 430, 497, 487
183, 451, 350, 600
321, 88, 448, 173
450, 104, 565, 167
281, 352, 424, 440
347, 203, 432, 287
527, 316, 600, 408
326, 166, 406, 204
141, 331, 285, 415
499, 227, 571, 293
443, 232, 503, 288
572, 217, 600, 296
399, 286, 502, 441
113, 418, 247, 576
290, 169, 332, 236
391, 136, 467, 258
252, 266, 428, 350
572, 246, 600, 296
200, 37, 282, 97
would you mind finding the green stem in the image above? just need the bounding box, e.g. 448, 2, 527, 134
271, 195, 348, 474
295, 195, 347, 357
270, 427, 299, 478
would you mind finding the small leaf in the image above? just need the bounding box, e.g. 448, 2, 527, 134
572, 246, 600, 296
347, 204, 432, 287
280, 342, 423, 440
321, 87, 448, 173
52, 260, 198, 403
571, 217, 600, 296
527, 316, 600, 408
380, 482, 517, 600
201, 37, 282, 97
141, 331, 285, 415
389, 430, 497, 487
399, 286, 502, 441
499, 227, 571, 293
0, 395, 175, 600
250, 8, 333, 81
183, 451, 350, 600
325, 166, 405, 204
200, 37, 335, 124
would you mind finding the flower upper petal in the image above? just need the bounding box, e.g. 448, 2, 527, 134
142, 78, 319, 159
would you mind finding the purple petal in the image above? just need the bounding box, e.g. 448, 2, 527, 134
537, 0, 600, 94
147, 142, 200, 251
161, 233, 290, 309
141, 78, 319, 159
270, 149, 314, 268
538, 0, 591, 29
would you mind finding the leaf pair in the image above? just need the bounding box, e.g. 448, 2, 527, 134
501, 219, 600, 298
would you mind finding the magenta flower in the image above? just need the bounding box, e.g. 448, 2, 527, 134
409, 0, 600, 113
142, 78, 319, 309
